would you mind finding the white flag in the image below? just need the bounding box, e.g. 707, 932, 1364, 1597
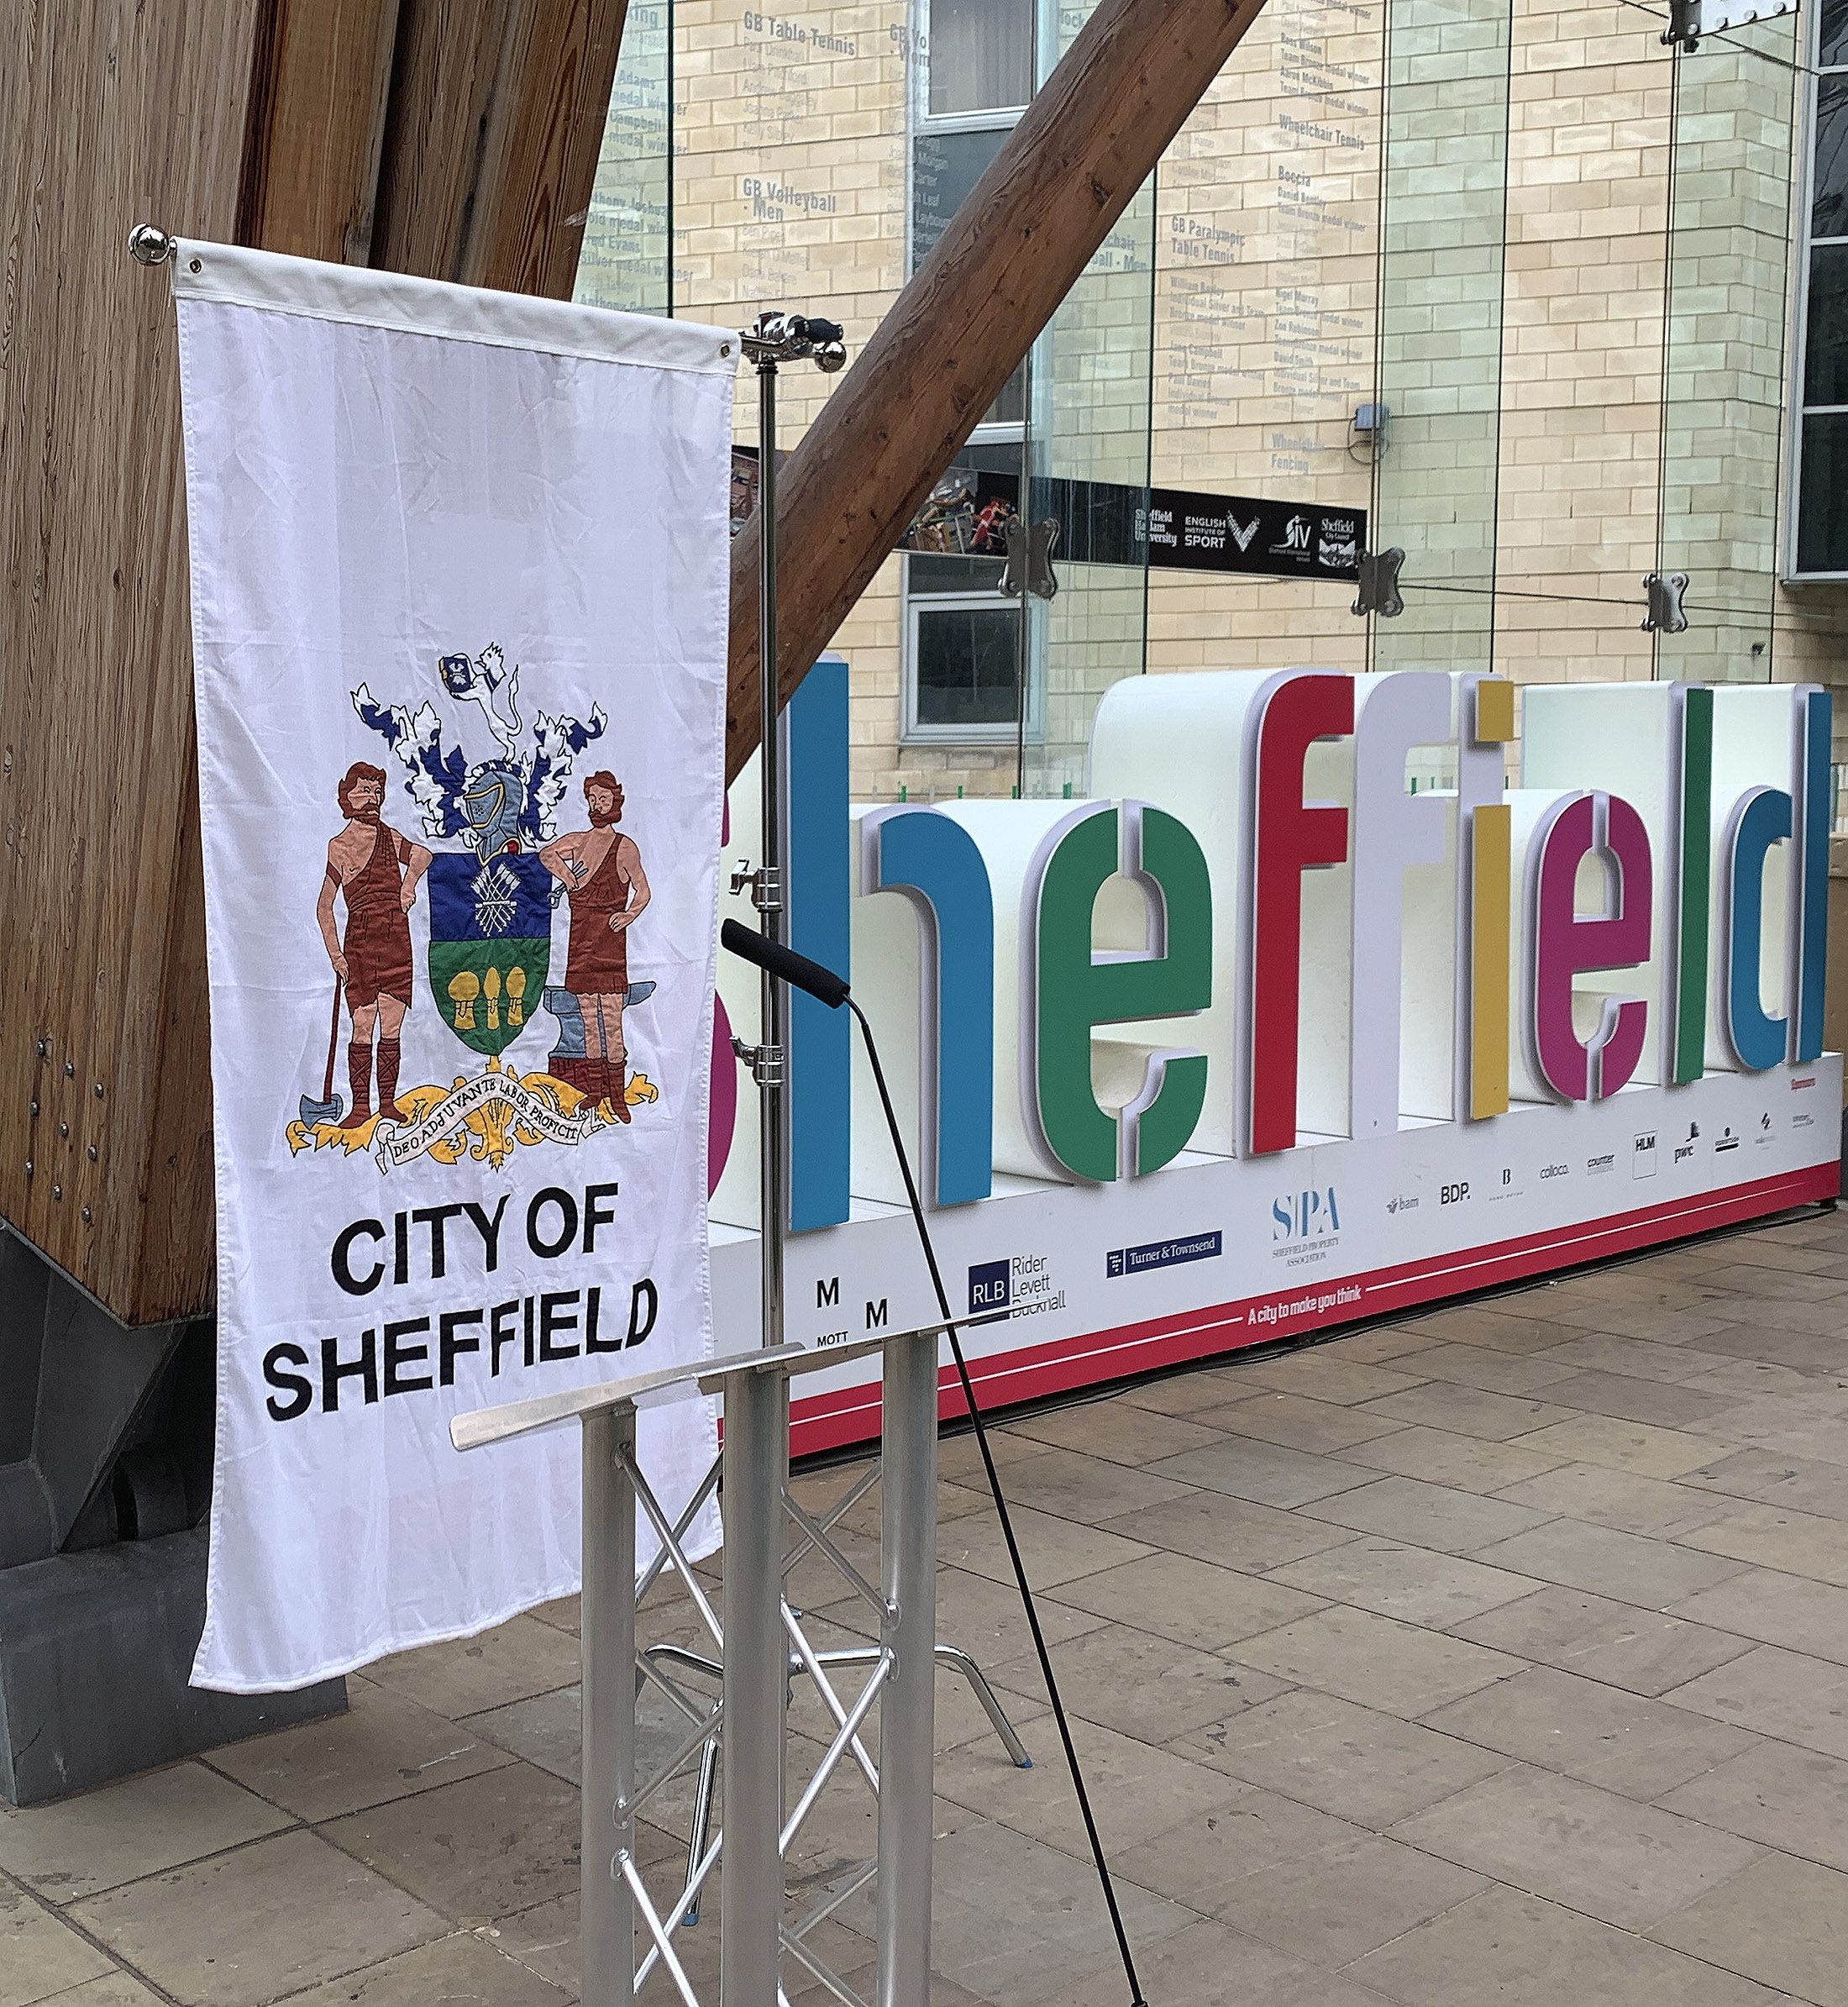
174, 244, 735, 1692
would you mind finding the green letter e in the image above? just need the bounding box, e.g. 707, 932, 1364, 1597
1024, 801, 1212, 1181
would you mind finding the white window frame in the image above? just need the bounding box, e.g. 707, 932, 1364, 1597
901, 582, 1046, 745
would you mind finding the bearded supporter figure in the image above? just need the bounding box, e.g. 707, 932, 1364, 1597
315, 762, 433, 1128
538, 770, 651, 1122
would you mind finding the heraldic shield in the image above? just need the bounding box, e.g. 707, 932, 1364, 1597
426, 852, 553, 1059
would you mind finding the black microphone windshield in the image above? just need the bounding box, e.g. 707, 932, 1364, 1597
720, 918, 851, 1010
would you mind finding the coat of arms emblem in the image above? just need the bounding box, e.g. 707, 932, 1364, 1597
287, 647, 659, 1173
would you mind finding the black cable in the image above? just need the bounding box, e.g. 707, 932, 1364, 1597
719, 918, 1150, 2004
847, 996, 1150, 2007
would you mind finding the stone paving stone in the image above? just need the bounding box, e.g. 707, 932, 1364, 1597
319, 1763, 610, 1927
1684, 1322, 1848, 1374
1669, 1566, 1848, 1667
937, 1504, 1154, 1589
928, 1554, 1113, 1668
1508, 1413, 1736, 1481
1315, 1324, 1441, 1366
1649, 1851, 1848, 2004
1228, 1355, 1433, 1406
1373, 1342, 1580, 1397
1355, 1384, 1579, 1443
1560, 1306, 1753, 1348
934, 1427, 1059, 1486
37, 1976, 165, 2006
1003, 1399, 1230, 1466
1299, 1474, 1557, 1553
66, 1830, 445, 2007
1471, 1517, 1750, 1608
1048, 1550, 1331, 1652
1658, 1738, 1848, 1873
1065, 1917, 1399, 2007
1, 1878, 116, 2007
1264, 1536, 1541, 1629
1213, 1832, 1489, 1970
1227, 1607, 1523, 1718
1677, 1447, 1848, 1522
1200, 1390, 1410, 1455
1679, 1503, 1848, 1587
1147, 1438, 1380, 1511
1524, 1332, 1732, 1384
1390, 1765, 1763, 1932
1493, 1462, 1731, 1539
932, 1710, 1233, 1855
1452, 1584, 1756, 1697
1419, 1665, 1760, 1799
364, 1613, 580, 1719
974, 1442, 1198, 1524
1662, 1644, 1848, 1759
1695, 1263, 1848, 1302
1536, 1372, 1763, 1432
1340, 1424, 1572, 1495
983, 1621, 1288, 1742
1396, 1305, 1581, 1353
1170, 1689, 1514, 1828
0, 1764, 291, 1905
1097, 1487, 1361, 1574
910, 1817, 1194, 2007
1678, 1357, 1843, 1402
1348, 1884, 1786, 2005
280, 1930, 573, 2004
202, 1674, 517, 1823
1111, 1777, 1367, 1904
474, 1892, 579, 1994
1117, 1363, 1265, 1416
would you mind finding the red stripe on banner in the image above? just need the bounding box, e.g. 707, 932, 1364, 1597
787, 1160, 1838, 1458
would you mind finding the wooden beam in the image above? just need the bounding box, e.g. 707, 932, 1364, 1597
0, 0, 629, 1323
724, 0, 1270, 784
236, 0, 402, 263
369, 0, 627, 297
0, 0, 264, 1323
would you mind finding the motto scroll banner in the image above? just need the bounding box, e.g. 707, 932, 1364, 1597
173, 244, 736, 1691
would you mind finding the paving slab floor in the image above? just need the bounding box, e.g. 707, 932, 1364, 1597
8, 1205, 1848, 2004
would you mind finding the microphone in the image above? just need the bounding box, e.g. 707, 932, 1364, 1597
720, 919, 850, 1010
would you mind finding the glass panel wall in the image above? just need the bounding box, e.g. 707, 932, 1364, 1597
1370, 0, 1513, 680
1146, 0, 1382, 686
1793, 0, 1848, 577
1655, 13, 1798, 680
1025, 0, 1158, 799
575, 0, 675, 314
570, 0, 1841, 803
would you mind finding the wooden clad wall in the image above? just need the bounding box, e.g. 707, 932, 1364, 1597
0, 0, 624, 1325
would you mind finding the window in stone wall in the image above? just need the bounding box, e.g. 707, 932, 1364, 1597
1793, 0, 1848, 575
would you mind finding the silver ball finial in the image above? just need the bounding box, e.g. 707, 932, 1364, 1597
127, 223, 176, 266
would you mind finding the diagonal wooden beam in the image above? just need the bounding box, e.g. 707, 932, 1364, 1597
369, 0, 627, 297
235, 0, 402, 263
724, 0, 1271, 784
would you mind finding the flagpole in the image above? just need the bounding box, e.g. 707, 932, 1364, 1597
723, 309, 844, 2007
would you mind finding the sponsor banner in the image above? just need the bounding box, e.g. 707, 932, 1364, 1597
895, 465, 1365, 581
176, 240, 734, 1690
706, 1060, 1842, 1455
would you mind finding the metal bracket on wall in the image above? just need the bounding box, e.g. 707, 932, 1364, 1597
1642, 570, 1691, 633
999, 517, 1061, 602
1662, 0, 1703, 50
1352, 547, 1405, 618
